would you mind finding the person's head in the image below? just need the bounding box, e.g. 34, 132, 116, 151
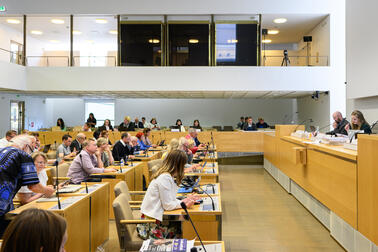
83, 123, 90, 131
100, 130, 109, 139
188, 128, 198, 138
62, 134, 72, 147
89, 113, 94, 119
178, 137, 189, 151
134, 117, 139, 123
57, 118, 65, 129
10, 135, 36, 154
247, 117, 253, 124
76, 133, 86, 144
31, 132, 40, 147
32, 152, 48, 173
258, 117, 264, 124
124, 116, 131, 124
167, 138, 179, 152
151, 150, 187, 185
103, 119, 112, 127
135, 132, 144, 140
143, 128, 151, 137
350, 110, 368, 129
96, 137, 109, 152
1, 208, 67, 252
332, 111, 343, 123
240, 116, 245, 122
83, 138, 97, 154
121, 132, 131, 143
150, 118, 157, 124
5, 130, 17, 141
193, 120, 200, 127
176, 119, 182, 126
130, 136, 139, 147
142, 117, 146, 123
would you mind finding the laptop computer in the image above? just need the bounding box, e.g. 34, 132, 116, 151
42, 144, 51, 153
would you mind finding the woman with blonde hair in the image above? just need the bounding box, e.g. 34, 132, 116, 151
139, 150, 199, 239
345, 110, 372, 134
96, 137, 114, 167
161, 138, 179, 160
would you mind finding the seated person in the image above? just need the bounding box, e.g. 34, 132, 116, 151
243, 117, 257, 131
112, 133, 135, 161
136, 132, 151, 150
175, 119, 186, 132
99, 130, 112, 145
82, 122, 92, 132
30, 132, 41, 151
149, 118, 160, 131
236, 116, 245, 129
143, 128, 157, 148
133, 117, 144, 129
185, 128, 205, 154
256, 117, 269, 128
142, 117, 148, 128
67, 138, 116, 184
56, 134, 76, 163
326, 111, 349, 135
97, 137, 114, 167
0, 130, 17, 148
118, 116, 135, 131
139, 150, 199, 239
98, 119, 114, 132
70, 133, 86, 153
1, 208, 67, 251
130, 136, 141, 152
192, 119, 202, 131
345, 110, 372, 134
161, 138, 179, 160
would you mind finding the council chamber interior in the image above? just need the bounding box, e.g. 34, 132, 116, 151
0, 0, 377, 251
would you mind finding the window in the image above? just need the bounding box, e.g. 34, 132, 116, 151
0, 16, 24, 65
84, 101, 115, 127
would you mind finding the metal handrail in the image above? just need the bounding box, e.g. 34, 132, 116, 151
73, 56, 117, 66
0, 47, 25, 65
26, 56, 70, 67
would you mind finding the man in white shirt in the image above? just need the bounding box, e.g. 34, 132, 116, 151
0, 130, 17, 148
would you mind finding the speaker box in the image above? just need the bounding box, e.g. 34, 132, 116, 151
262, 29, 268, 35
303, 36, 312, 42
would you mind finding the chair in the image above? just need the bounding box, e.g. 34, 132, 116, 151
113, 194, 155, 252
51, 126, 61, 132
72, 126, 82, 131
223, 126, 234, 131
114, 181, 145, 204
212, 126, 222, 131
146, 159, 163, 186
50, 162, 71, 184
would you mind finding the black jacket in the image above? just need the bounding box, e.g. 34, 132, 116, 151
70, 139, 82, 153
326, 118, 349, 136
243, 123, 257, 131
118, 122, 135, 131
98, 125, 114, 132
112, 140, 134, 161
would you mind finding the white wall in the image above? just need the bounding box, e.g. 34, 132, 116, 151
347, 97, 378, 125
0, 22, 23, 63
44, 98, 85, 128
0, 61, 26, 90
297, 93, 330, 130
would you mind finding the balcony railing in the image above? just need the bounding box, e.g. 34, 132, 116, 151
262, 55, 329, 66
0, 48, 24, 65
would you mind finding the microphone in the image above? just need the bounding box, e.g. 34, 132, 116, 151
294, 118, 313, 132
54, 160, 61, 209
370, 120, 378, 134
180, 202, 207, 252
318, 122, 333, 132
195, 185, 215, 211
79, 154, 89, 193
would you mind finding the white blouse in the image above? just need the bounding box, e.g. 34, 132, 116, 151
141, 173, 181, 221
18, 169, 48, 194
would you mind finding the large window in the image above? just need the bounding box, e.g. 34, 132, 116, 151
85, 101, 115, 127
0, 16, 24, 65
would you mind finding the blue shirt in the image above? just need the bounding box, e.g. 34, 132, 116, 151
0, 147, 39, 216
138, 139, 151, 151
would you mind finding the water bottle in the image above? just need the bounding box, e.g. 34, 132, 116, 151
120, 158, 124, 172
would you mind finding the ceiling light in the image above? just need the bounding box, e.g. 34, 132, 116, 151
189, 39, 199, 44
85, 40, 94, 43
262, 39, 272, 43
227, 39, 238, 43
148, 39, 160, 44
6, 19, 21, 24
109, 30, 118, 35
268, 29, 279, 35
273, 18, 287, 24
95, 19, 108, 24
73, 30, 82, 35
30, 30, 43, 35
49, 40, 60, 43
51, 19, 65, 24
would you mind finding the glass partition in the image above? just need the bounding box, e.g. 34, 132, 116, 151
0, 16, 24, 65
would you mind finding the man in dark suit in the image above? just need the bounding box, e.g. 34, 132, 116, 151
326, 111, 350, 136
118, 116, 135, 131
70, 133, 86, 153
112, 133, 135, 161
237, 116, 245, 129
133, 117, 144, 129
243, 117, 257, 131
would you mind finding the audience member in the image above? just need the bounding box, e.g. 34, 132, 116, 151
256, 118, 269, 128
345, 110, 372, 134
143, 128, 157, 147
149, 118, 160, 130
243, 117, 257, 131
86, 113, 97, 128
97, 137, 114, 167
185, 128, 205, 154
70, 133, 86, 153
82, 122, 92, 132
178, 137, 194, 164
57, 118, 66, 131
56, 134, 75, 163
326, 111, 349, 135
0, 135, 55, 236
0, 208, 67, 251
175, 119, 186, 132
161, 138, 179, 160
99, 130, 112, 145
112, 133, 135, 161
133, 117, 144, 129
98, 119, 114, 131
142, 117, 148, 128
67, 138, 116, 184
30, 132, 41, 151
130, 136, 141, 152
136, 132, 151, 150
118, 116, 135, 131
237, 116, 245, 129
0, 130, 17, 148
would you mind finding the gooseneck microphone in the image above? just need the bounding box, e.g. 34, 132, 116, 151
370, 120, 378, 134
180, 202, 207, 252
54, 160, 61, 209
294, 118, 313, 132
195, 185, 215, 211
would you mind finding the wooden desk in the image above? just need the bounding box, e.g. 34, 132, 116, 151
164, 195, 222, 241
7, 195, 91, 252
185, 163, 219, 184
92, 163, 140, 219
194, 241, 225, 252
201, 152, 218, 162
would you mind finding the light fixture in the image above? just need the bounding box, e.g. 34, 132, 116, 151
49, 40, 59, 43
189, 39, 199, 44
109, 30, 118, 35
95, 19, 108, 24
227, 39, 238, 43
6, 19, 21, 24
273, 18, 287, 24
85, 40, 94, 43
262, 39, 272, 43
51, 19, 65, 24
268, 29, 279, 35
148, 39, 160, 44
30, 30, 43, 35
73, 30, 82, 35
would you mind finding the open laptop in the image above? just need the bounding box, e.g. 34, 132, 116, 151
42, 144, 51, 153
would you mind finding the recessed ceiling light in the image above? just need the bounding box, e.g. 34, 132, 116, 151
268, 29, 279, 35
109, 30, 118, 35
6, 19, 21, 24
30, 30, 43, 35
189, 39, 199, 44
148, 39, 160, 44
51, 19, 65, 24
95, 19, 108, 24
273, 18, 287, 24
262, 39, 272, 43
227, 39, 238, 43
49, 40, 60, 43
73, 30, 82, 35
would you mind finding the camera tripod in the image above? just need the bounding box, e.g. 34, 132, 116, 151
281, 50, 290, 66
